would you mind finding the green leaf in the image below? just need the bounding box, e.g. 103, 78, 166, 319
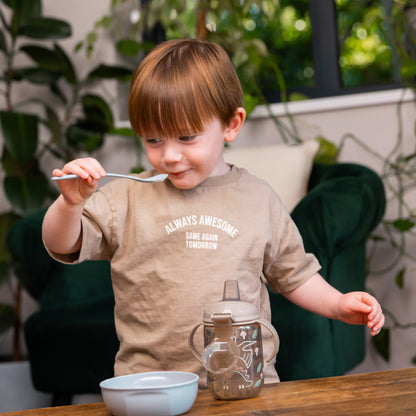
18, 17, 71, 39
0, 8, 9, 35
20, 45, 63, 71
87, 64, 132, 82
49, 82, 67, 104
2, 0, 41, 28
243, 93, 261, 117
21, 0, 41, 19
371, 328, 389, 361
0, 212, 20, 264
81, 94, 114, 131
116, 39, 153, 57
0, 29, 7, 54
12, 66, 60, 84
412, 355, 416, 366
116, 39, 141, 57
0, 111, 38, 165
74, 41, 83, 53
399, 152, 416, 163
42, 104, 62, 147
86, 31, 97, 45
66, 124, 104, 154
392, 219, 415, 232
0, 261, 7, 286
53, 43, 76, 84
3, 0, 41, 17
395, 268, 405, 289
1, 147, 16, 175
289, 92, 309, 101
109, 127, 136, 137
314, 136, 338, 165
0, 211, 20, 288
369, 234, 385, 242
400, 60, 416, 79
4, 171, 49, 215
95, 16, 113, 30
0, 304, 15, 334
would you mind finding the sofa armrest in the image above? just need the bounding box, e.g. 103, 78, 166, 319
291, 163, 385, 275
270, 163, 385, 381
7, 209, 112, 307
7, 209, 54, 300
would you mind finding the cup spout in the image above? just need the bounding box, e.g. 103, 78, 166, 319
222, 280, 241, 301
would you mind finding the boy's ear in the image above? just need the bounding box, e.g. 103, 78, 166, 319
224, 107, 246, 143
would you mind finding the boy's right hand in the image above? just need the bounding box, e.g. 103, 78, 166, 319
52, 157, 106, 206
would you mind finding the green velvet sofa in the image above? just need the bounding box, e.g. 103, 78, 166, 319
7, 162, 385, 404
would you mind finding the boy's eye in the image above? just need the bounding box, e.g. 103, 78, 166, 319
179, 135, 195, 142
145, 138, 161, 144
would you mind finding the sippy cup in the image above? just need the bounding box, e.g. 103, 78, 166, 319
189, 280, 279, 400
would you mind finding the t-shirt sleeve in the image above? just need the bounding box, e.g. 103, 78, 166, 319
45, 189, 115, 265
263, 194, 321, 294
78, 189, 115, 262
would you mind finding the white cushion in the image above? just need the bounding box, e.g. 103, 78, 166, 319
224, 140, 319, 211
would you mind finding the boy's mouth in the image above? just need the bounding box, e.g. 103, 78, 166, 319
169, 170, 191, 177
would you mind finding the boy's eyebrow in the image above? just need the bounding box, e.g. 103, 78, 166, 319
142, 130, 199, 140
179, 131, 199, 137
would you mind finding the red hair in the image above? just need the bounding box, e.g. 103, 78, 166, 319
128, 38, 243, 139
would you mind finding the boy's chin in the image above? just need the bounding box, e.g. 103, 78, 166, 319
168, 175, 204, 189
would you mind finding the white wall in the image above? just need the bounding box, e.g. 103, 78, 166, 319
1, 0, 416, 376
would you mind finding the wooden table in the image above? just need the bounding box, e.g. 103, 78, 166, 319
2, 368, 416, 415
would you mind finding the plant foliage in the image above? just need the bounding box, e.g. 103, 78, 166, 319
0, 0, 135, 354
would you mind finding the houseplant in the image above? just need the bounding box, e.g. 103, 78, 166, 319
0, 0, 134, 360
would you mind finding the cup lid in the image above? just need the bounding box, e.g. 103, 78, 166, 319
203, 280, 260, 323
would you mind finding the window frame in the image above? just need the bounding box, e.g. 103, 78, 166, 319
264, 0, 402, 103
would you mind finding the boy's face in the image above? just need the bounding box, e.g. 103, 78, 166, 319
142, 118, 230, 189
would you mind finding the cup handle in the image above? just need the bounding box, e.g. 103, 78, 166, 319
257, 319, 280, 363
189, 323, 204, 364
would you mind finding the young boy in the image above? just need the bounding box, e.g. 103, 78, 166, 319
43, 38, 384, 384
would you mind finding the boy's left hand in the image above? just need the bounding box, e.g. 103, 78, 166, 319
337, 292, 384, 336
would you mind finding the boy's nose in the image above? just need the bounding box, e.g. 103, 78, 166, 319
162, 142, 182, 163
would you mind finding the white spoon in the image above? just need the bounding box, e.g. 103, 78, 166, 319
51, 172, 168, 183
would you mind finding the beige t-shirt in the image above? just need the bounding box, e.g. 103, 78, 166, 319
50, 166, 320, 384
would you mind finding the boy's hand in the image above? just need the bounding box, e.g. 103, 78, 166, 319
337, 292, 384, 336
52, 157, 106, 206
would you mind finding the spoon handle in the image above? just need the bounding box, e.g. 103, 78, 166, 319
51, 173, 168, 183
51, 174, 79, 180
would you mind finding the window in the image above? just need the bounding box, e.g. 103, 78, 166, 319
239, 0, 401, 103
108, 0, 406, 105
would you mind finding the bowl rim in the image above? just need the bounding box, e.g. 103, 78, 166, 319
99, 371, 199, 391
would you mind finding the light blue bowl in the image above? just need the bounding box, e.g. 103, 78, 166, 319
100, 371, 199, 416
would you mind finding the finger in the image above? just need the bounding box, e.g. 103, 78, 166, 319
370, 326, 381, 336
357, 292, 378, 308
52, 168, 64, 177
370, 318, 384, 336
369, 305, 383, 323
81, 157, 106, 177
368, 309, 385, 336
351, 297, 372, 314
367, 298, 383, 320
62, 158, 106, 180
370, 312, 385, 333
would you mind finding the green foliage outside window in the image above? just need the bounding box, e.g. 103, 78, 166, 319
337, 0, 397, 88
86, 0, 401, 105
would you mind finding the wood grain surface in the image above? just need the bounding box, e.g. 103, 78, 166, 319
2, 368, 415, 416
